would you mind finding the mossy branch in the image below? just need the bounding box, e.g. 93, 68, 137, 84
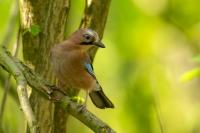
0, 47, 116, 133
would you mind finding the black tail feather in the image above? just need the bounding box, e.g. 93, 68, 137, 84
89, 89, 114, 109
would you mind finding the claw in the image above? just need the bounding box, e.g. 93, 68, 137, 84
77, 104, 87, 113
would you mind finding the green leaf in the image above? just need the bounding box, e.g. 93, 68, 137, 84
28, 25, 41, 36
180, 68, 200, 83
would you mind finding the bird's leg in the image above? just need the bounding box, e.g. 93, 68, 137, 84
85, 90, 89, 106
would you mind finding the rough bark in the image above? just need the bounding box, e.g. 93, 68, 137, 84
19, 0, 70, 132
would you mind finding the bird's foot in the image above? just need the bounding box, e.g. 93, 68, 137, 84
71, 96, 87, 112
72, 96, 86, 113
77, 104, 87, 113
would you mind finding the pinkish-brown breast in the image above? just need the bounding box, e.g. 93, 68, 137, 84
50, 44, 96, 90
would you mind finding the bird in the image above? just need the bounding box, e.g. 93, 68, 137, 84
50, 28, 114, 109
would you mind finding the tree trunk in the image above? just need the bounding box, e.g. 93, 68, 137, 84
19, 0, 111, 132
19, 0, 70, 132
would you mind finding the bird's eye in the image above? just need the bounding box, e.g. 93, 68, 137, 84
83, 34, 92, 40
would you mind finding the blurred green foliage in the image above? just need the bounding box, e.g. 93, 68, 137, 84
181, 68, 200, 83
1, 0, 200, 133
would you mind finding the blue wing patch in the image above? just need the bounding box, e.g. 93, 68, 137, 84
84, 63, 96, 79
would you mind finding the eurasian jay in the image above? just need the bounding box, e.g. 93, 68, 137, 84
50, 28, 114, 109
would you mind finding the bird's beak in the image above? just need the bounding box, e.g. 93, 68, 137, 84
92, 42, 105, 48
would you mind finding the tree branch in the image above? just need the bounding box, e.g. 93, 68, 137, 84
61, 97, 115, 133
0, 47, 116, 133
19, 0, 71, 131
0, 47, 38, 133
80, 0, 111, 62
16, 81, 38, 133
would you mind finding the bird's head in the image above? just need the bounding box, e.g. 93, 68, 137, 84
69, 28, 105, 49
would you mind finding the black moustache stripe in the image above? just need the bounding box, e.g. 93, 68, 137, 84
81, 41, 93, 45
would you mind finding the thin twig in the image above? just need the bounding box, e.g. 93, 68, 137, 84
151, 73, 166, 133
153, 98, 165, 133
0, 74, 11, 123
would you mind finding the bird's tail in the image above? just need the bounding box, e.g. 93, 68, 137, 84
89, 86, 114, 109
